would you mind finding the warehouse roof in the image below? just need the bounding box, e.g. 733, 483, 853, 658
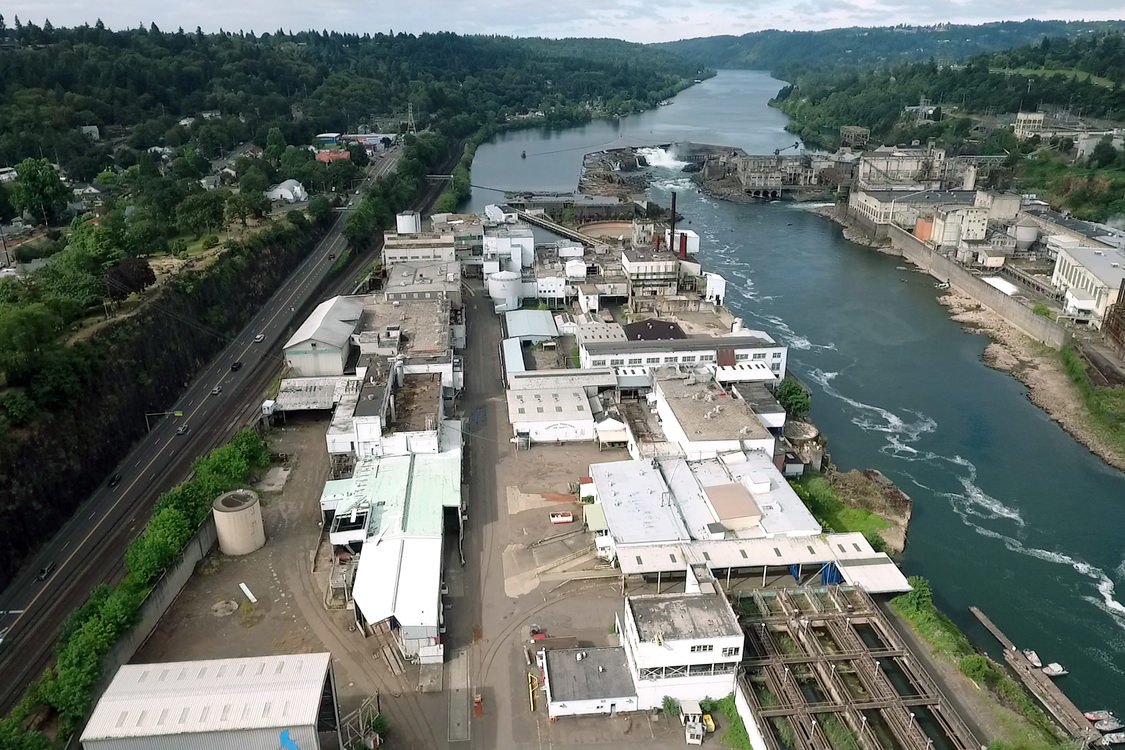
284, 295, 363, 350
507, 388, 592, 424
82, 652, 331, 741
505, 309, 559, 341
583, 333, 775, 356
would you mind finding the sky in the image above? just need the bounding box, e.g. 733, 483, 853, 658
3, 1, 1123, 43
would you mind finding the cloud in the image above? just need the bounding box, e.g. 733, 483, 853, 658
2, 0, 1121, 43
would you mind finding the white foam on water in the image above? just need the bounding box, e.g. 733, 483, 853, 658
806, 368, 936, 445
636, 147, 689, 170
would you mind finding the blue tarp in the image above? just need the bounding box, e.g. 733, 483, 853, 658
789, 564, 801, 582
821, 562, 845, 585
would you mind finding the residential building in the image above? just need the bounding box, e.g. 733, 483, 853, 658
81, 653, 341, 750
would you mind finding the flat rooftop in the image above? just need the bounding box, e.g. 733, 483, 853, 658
382, 231, 454, 246
628, 593, 741, 641
657, 371, 773, 442
397, 374, 442, 432
583, 333, 776, 356
544, 647, 635, 703
1064, 244, 1125, 288
863, 189, 977, 206
384, 260, 460, 295
734, 382, 784, 415
274, 375, 356, 411
507, 388, 592, 424
685, 452, 821, 537
623, 319, 686, 341
622, 246, 680, 263
353, 355, 393, 418
357, 297, 450, 356
591, 459, 689, 545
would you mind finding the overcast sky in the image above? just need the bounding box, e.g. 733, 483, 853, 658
3, 1, 1122, 43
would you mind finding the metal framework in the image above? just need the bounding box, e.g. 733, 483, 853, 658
738, 586, 980, 750
1104, 279, 1125, 355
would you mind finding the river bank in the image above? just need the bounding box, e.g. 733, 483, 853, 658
939, 289, 1125, 472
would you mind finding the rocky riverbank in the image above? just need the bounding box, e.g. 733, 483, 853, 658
806, 203, 897, 253
939, 289, 1125, 472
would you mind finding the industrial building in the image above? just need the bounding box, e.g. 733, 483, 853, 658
283, 296, 365, 377
1051, 243, 1125, 326
539, 647, 638, 719
506, 388, 595, 443
81, 653, 341, 750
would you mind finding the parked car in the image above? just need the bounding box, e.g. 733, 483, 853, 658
36, 561, 57, 581
107, 473, 122, 489
231, 361, 242, 371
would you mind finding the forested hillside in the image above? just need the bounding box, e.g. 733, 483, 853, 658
658, 20, 1125, 78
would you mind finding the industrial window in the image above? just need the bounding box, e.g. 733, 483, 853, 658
739, 549, 748, 559
771, 363, 780, 371
722, 647, 740, 658
690, 644, 714, 653
577, 405, 585, 411
807, 545, 815, 554
610, 358, 624, 366
665, 356, 678, 363
646, 357, 661, 364
636, 556, 643, 565
772, 352, 782, 359
736, 354, 749, 361
773, 547, 782, 557
669, 553, 677, 563
700, 354, 714, 361
536, 407, 544, 413
852, 543, 862, 552
592, 359, 606, 366
682, 356, 696, 363
702, 552, 711, 561
753, 353, 766, 360
517, 408, 525, 414
628, 358, 642, 365
837, 544, 846, 553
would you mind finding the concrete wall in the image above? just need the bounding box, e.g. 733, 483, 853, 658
888, 225, 1072, 349
734, 676, 773, 750
95, 518, 218, 697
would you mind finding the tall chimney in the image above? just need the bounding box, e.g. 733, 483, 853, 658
669, 191, 677, 257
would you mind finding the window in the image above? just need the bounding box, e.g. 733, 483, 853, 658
536, 407, 544, 413
753, 353, 766, 360
556, 406, 563, 412
628, 358, 642, 365
735, 353, 749, 361
771, 363, 780, 371
722, 647, 740, 658
517, 408, 525, 415
646, 357, 661, 364
690, 644, 714, 653
682, 356, 696, 363
610, 358, 624, 366
700, 354, 714, 362
592, 359, 606, 367
772, 352, 782, 359
664, 356, 678, 363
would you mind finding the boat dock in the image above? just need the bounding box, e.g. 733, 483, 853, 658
970, 606, 1100, 746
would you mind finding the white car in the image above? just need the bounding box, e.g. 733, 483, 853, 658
253, 334, 265, 343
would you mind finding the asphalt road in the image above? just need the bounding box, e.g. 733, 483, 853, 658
0, 152, 404, 712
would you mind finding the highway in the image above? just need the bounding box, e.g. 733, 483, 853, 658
0, 152, 406, 712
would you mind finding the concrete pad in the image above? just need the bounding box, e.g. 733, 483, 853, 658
254, 466, 291, 493
447, 647, 471, 743
419, 662, 443, 693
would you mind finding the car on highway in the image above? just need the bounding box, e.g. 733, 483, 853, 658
254, 333, 265, 343
230, 361, 242, 371
107, 473, 122, 489
175, 426, 190, 436
328, 253, 336, 259
210, 386, 223, 396
36, 562, 56, 581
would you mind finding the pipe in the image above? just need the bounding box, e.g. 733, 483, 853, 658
669, 192, 677, 256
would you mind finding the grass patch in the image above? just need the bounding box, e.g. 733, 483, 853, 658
789, 475, 891, 552
700, 694, 751, 750
330, 248, 352, 274
891, 577, 1062, 747
1059, 345, 1125, 454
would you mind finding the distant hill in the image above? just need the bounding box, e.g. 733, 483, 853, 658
657, 20, 1125, 77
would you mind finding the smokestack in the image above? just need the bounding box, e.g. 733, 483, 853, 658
679, 233, 688, 260
669, 191, 677, 256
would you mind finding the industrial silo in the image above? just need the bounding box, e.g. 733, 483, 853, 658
212, 489, 266, 556
1012, 217, 1039, 252
487, 270, 522, 311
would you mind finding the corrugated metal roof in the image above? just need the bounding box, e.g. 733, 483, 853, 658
505, 309, 559, 341
284, 295, 364, 350
81, 653, 330, 741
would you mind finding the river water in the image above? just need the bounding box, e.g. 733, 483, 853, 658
469, 70, 1125, 713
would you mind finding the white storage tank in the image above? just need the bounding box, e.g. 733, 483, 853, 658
213, 489, 266, 556
1012, 220, 1039, 251
487, 270, 522, 311
396, 210, 422, 234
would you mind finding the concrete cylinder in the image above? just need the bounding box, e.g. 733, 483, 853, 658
213, 489, 266, 556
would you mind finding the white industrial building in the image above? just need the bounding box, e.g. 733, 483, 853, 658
504, 309, 559, 342
483, 222, 535, 275
1051, 244, 1125, 326
506, 388, 595, 443
649, 369, 776, 459
383, 260, 461, 304
382, 211, 456, 265
321, 444, 462, 659
265, 178, 308, 203
579, 331, 787, 380
619, 573, 744, 709
539, 647, 639, 719
81, 653, 340, 750
283, 296, 364, 376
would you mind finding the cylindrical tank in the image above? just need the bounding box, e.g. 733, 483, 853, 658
213, 489, 266, 556
1013, 222, 1038, 251
487, 270, 522, 311
396, 210, 421, 234
565, 259, 587, 279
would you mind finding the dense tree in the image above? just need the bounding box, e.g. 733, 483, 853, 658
177, 191, 226, 236
103, 258, 156, 301
0, 184, 15, 222
12, 158, 70, 225
306, 194, 333, 225
776, 377, 811, 419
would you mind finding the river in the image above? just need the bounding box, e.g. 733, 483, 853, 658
468, 70, 1125, 715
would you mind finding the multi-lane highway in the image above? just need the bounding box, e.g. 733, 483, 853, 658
0, 152, 403, 712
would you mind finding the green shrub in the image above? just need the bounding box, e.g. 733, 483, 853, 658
201, 234, 220, 249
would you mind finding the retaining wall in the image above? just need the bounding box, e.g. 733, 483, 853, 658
887, 225, 1072, 349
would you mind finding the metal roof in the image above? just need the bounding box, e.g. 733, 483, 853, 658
284, 295, 364, 350
81, 653, 331, 740
507, 388, 593, 424
583, 333, 776, 356
505, 309, 559, 341
508, 368, 617, 391
501, 338, 526, 379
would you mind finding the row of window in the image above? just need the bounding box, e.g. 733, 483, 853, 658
687, 644, 740, 658
592, 352, 781, 367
